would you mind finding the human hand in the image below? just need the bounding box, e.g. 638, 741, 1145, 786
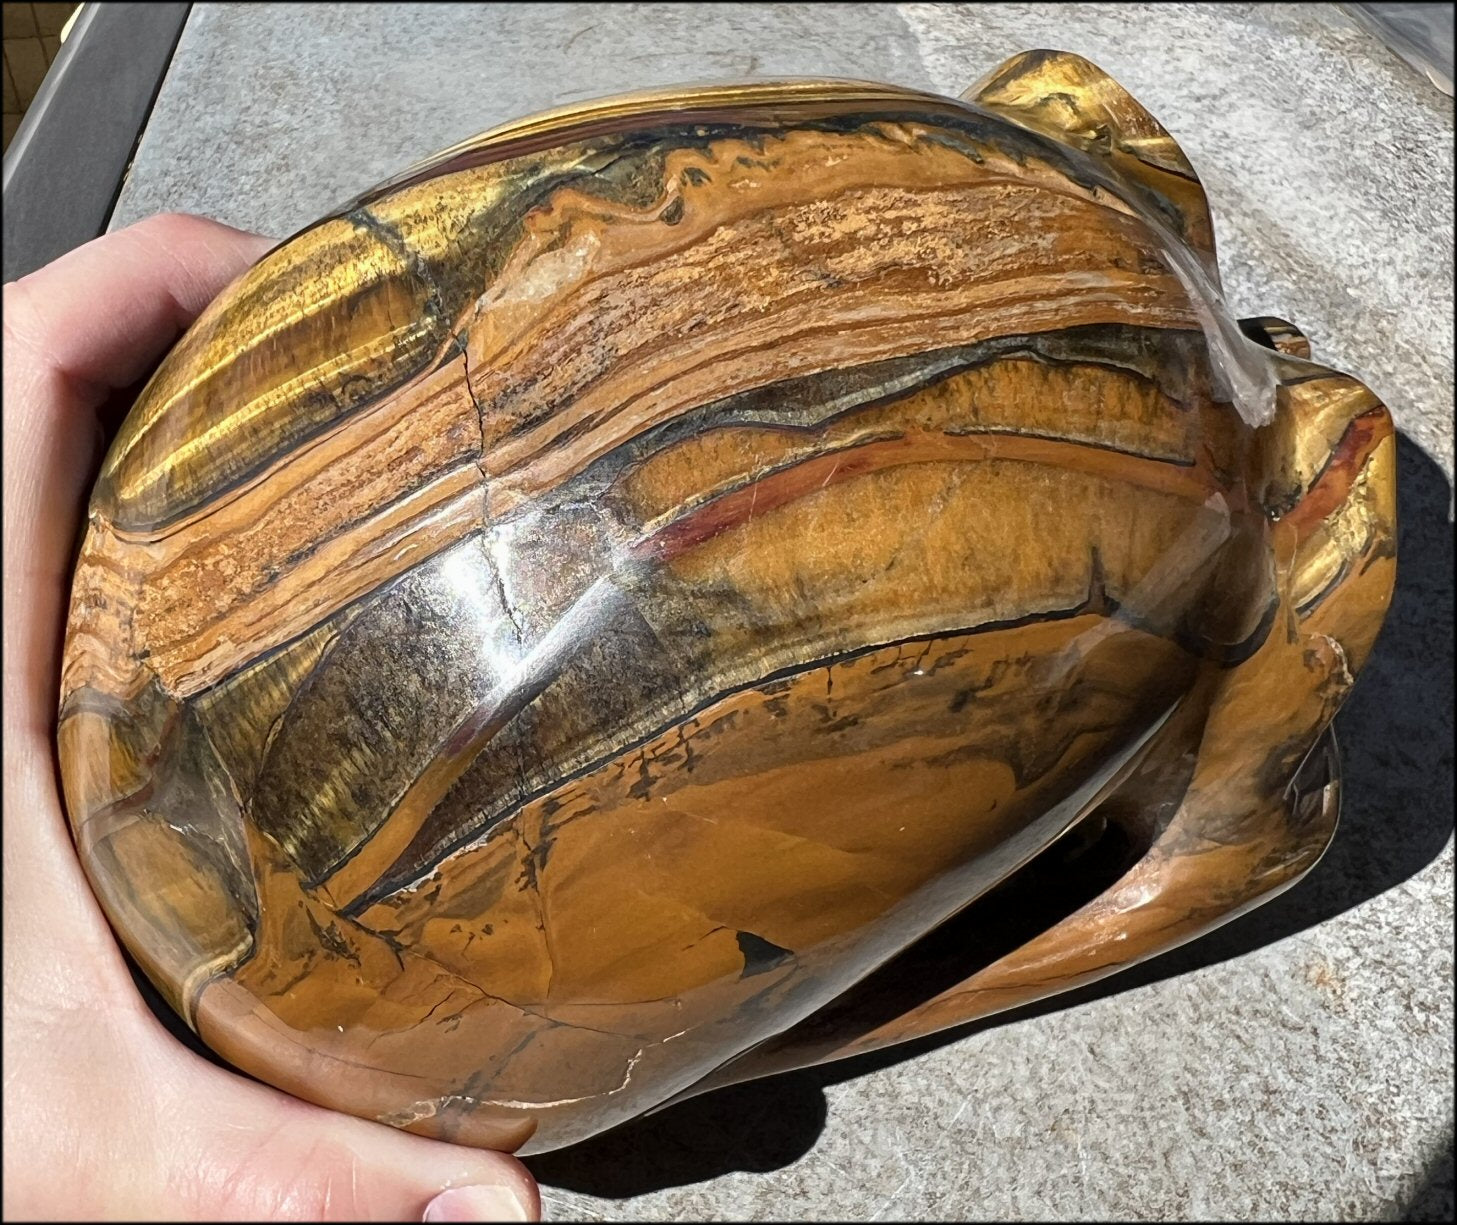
2, 214, 541, 1222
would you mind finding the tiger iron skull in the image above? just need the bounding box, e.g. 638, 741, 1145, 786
58, 51, 1396, 1154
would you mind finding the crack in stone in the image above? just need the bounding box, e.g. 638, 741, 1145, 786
456, 320, 498, 507
516, 823, 559, 1002
443, 976, 629, 1041
482, 1045, 646, 1110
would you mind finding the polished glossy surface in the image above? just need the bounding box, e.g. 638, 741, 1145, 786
58, 50, 1396, 1154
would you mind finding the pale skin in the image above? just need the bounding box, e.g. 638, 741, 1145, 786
2, 215, 541, 1222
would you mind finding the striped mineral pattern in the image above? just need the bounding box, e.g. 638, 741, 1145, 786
57, 51, 1397, 1154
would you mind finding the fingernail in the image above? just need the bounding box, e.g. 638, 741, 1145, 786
423, 1184, 535, 1222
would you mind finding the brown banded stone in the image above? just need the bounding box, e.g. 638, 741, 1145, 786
58, 50, 1396, 1153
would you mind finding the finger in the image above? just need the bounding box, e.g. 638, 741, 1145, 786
167, 1062, 540, 1222
1, 983, 541, 1223
2, 214, 272, 739
3, 212, 274, 399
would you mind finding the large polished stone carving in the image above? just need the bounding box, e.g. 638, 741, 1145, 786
58, 51, 1396, 1154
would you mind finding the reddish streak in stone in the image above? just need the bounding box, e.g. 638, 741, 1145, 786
1280, 408, 1388, 539
629, 429, 1222, 566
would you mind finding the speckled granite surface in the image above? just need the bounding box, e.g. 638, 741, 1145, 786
111, 4, 1453, 1220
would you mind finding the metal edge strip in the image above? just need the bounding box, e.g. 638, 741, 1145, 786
2, 2, 193, 283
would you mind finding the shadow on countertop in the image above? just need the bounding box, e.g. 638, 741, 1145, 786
1404, 1140, 1456, 1223
529, 430, 1455, 1202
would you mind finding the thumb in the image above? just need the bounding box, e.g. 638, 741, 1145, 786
175, 1069, 540, 1222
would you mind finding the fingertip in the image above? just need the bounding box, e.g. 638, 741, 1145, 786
423, 1175, 541, 1222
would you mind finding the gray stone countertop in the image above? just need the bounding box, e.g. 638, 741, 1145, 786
112, 4, 1453, 1220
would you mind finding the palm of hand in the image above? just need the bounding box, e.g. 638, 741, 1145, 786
1, 215, 538, 1223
